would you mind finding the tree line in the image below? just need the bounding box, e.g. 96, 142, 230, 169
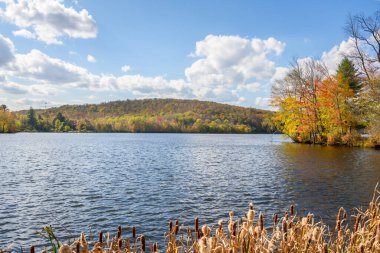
272, 10, 380, 147
2, 99, 273, 134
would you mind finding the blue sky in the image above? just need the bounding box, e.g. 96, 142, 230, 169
0, 0, 378, 110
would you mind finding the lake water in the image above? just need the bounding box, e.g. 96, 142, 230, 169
0, 133, 379, 248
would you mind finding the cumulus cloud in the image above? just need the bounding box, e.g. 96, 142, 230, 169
0, 34, 287, 107
185, 35, 285, 101
121, 65, 131, 73
87, 54, 96, 63
0, 35, 193, 98
0, 0, 97, 45
4, 49, 91, 85
320, 38, 356, 73
287, 38, 357, 77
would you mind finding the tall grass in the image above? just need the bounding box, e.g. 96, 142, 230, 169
3, 186, 380, 253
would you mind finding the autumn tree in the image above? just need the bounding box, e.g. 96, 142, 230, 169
272, 59, 358, 145
0, 105, 19, 133
272, 59, 325, 143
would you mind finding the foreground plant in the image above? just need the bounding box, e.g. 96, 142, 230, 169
2, 186, 380, 253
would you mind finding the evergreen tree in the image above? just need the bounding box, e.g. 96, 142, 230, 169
336, 57, 361, 94
26, 107, 37, 130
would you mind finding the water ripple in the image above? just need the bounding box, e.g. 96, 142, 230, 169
0, 133, 379, 248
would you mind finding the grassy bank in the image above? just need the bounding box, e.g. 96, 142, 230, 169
2, 186, 380, 253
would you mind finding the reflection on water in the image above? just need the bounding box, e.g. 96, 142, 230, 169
0, 133, 379, 247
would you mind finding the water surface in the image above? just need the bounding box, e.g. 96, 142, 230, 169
0, 133, 379, 247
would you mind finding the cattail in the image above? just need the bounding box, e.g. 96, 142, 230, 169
284, 211, 288, 221
247, 209, 255, 222
360, 243, 365, 253
117, 225, 121, 239
98, 231, 103, 243
273, 213, 278, 225
336, 208, 342, 230
174, 220, 179, 235
195, 217, 199, 239
76, 242, 80, 253
337, 219, 341, 231
290, 205, 294, 216
282, 219, 288, 242
288, 221, 292, 229
153, 243, 158, 252
140, 235, 146, 252
216, 220, 224, 237
30, 245, 35, 253
132, 226, 136, 239
323, 243, 328, 253
202, 225, 211, 237
282, 219, 287, 234
307, 213, 313, 224
354, 214, 362, 232
233, 222, 237, 237
118, 239, 122, 250
259, 213, 264, 231
169, 221, 173, 233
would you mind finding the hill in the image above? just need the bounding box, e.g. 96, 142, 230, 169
16, 99, 274, 133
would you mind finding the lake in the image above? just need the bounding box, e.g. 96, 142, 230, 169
0, 133, 379, 248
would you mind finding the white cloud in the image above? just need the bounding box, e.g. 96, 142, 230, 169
5, 49, 91, 85
0, 81, 27, 94
0, 79, 60, 96
255, 97, 272, 107
320, 38, 356, 73
0, 0, 97, 45
121, 65, 131, 73
271, 67, 289, 83
87, 54, 96, 63
185, 35, 285, 101
0, 34, 15, 66
12, 29, 36, 39
0, 34, 286, 107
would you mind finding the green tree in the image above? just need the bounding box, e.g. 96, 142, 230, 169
54, 112, 66, 123
26, 107, 38, 130
336, 57, 361, 94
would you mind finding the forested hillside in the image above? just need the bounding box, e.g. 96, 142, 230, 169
13, 99, 273, 133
